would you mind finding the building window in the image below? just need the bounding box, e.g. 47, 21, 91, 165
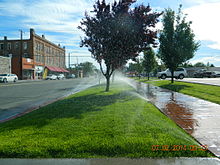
36, 54, 39, 62
40, 43, 44, 51
23, 42, 27, 50
15, 42, 19, 49
35, 42, 39, 51
24, 53, 29, 58
7, 43, 11, 50
0, 43, 3, 50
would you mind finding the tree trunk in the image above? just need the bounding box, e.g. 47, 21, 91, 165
147, 73, 150, 80
112, 71, 115, 83
171, 70, 174, 83
105, 76, 110, 92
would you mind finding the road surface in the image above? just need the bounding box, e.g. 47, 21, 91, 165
0, 78, 98, 122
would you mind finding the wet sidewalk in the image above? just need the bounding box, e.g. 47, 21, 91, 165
127, 79, 220, 157
1, 158, 220, 165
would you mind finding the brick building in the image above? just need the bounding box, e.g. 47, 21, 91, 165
0, 29, 68, 79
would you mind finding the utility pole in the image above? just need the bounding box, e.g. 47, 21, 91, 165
19, 30, 23, 80
76, 56, 80, 78
68, 53, 70, 68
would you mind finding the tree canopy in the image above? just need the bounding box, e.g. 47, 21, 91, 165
158, 5, 199, 83
78, 0, 161, 91
143, 47, 157, 80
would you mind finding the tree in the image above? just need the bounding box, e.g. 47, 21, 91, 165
78, 0, 161, 91
127, 63, 137, 72
180, 61, 193, 68
142, 47, 157, 80
69, 62, 96, 77
158, 5, 199, 83
79, 62, 96, 77
126, 59, 143, 79
194, 62, 206, 67
134, 58, 143, 79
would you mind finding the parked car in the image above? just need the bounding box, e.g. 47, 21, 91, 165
0, 74, 18, 83
57, 74, 65, 80
157, 68, 187, 79
66, 74, 75, 79
193, 69, 217, 78
46, 74, 57, 80
214, 71, 220, 77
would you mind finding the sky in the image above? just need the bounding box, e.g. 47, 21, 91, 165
0, 0, 220, 68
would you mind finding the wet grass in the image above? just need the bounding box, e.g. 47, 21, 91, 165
144, 80, 220, 104
0, 83, 212, 158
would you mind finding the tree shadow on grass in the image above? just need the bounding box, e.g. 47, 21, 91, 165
159, 83, 191, 92
0, 90, 135, 130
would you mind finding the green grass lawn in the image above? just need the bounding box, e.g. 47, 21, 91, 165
142, 80, 220, 105
0, 83, 212, 158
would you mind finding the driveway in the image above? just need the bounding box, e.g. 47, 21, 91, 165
178, 78, 220, 86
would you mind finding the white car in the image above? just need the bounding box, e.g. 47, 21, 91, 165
66, 74, 75, 79
0, 74, 18, 83
157, 68, 187, 79
57, 74, 65, 80
46, 74, 57, 80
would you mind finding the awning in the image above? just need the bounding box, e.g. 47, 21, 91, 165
45, 66, 69, 73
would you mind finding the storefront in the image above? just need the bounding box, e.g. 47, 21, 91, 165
35, 66, 44, 79
43, 65, 69, 79
22, 58, 35, 80
23, 69, 34, 79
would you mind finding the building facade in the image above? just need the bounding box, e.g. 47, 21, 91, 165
185, 67, 220, 77
0, 29, 67, 79
0, 56, 11, 74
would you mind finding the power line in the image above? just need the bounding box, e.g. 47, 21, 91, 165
6, 54, 92, 58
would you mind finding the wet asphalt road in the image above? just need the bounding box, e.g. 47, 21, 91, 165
0, 78, 98, 122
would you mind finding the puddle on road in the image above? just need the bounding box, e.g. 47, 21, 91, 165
127, 79, 220, 157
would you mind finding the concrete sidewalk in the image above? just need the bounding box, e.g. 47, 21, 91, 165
0, 158, 220, 165
127, 79, 220, 157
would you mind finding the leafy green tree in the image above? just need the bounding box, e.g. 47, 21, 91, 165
127, 59, 143, 79
158, 5, 199, 83
135, 58, 144, 79
78, 0, 161, 91
79, 62, 96, 77
142, 48, 157, 80
69, 62, 96, 77
181, 62, 193, 68
194, 62, 206, 67
127, 63, 137, 72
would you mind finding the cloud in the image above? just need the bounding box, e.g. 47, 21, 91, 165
190, 55, 220, 65
184, 2, 220, 50
0, 0, 93, 36
183, 0, 220, 5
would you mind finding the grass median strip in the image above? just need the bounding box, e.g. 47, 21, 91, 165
142, 80, 220, 105
0, 83, 212, 158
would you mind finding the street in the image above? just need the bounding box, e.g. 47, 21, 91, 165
0, 78, 98, 122
178, 78, 220, 86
